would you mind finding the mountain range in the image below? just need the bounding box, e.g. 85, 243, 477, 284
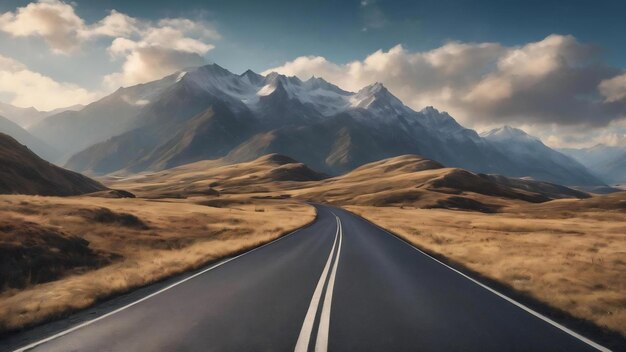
0, 102, 83, 129
560, 145, 626, 184
2, 63, 605, 186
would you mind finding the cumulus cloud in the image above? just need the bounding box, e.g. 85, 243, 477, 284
599, 73, 626, 103
264, 35, 626, 130
104, 46, 206, 88
0, 0, 219, 91
0, 0, 220, 108
85, 10, 139, 38
0, 54, 98, 110
533, 120, 626, 148
103, 18, 217, 88
0, 0, 85, 53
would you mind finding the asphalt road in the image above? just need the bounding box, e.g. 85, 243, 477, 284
3, 204, 608, 352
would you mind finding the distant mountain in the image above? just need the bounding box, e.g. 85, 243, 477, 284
0, 115, 58, 161
480, 126, 602, 186
0, 133, 106, 196
559, 145, 626, 184
0, 101, 83, 129
64, 63, 604, 186
28, 73, 181, 161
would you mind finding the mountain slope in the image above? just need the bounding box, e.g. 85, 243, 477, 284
559, 145, 626, 184
0, 116, 58, 161
64, 64, 604, 186
0, 133, 106, 196
480, 126, 603, 186
28, 73, 182, 160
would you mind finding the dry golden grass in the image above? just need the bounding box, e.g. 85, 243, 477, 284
347, 195, 626, 336
2, 152, 622, 341
103, 154, 324, 198
0, 194, 314, 334
295, 155, 588, 212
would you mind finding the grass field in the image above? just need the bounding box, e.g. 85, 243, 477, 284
0, 194, 314, 334
347, 194, 626, 336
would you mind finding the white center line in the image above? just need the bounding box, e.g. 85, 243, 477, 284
12, 220, 312, 352
315, 216, 343, 352
294, 216, 340, 352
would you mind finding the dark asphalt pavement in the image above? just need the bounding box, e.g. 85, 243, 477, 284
1, 204, 607, 351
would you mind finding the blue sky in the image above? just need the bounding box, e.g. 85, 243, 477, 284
0, 0, 625, 147
3, 0, 626, 77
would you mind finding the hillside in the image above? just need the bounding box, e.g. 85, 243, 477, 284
0, 133, 106, 196
0, 116, 58, 161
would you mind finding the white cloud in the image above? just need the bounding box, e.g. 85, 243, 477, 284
599, 73, 626, 103
0, 54, 98, 110
535, 119, 626, 148
104, 46, 206, 88
103, 18, 217, 88
0, 0, 85, 54
0, 0, 219, 91
84, 10, 139, 38
265, 35, 625, 130
0, 1, 220, 108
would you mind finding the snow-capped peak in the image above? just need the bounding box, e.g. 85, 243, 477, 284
166, 65, 440, 121
481, 126, 539, 142
350, 82, 407, 116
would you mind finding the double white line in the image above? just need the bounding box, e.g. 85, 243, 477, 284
294, 214, 343, 352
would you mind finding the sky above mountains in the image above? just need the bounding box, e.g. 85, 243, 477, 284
0, 0, 625, 148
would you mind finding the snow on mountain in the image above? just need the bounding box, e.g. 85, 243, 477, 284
481, 126, 539, 142
181, 66, 353, 116
62, 63, 605, 186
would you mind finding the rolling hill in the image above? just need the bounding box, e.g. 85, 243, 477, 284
103, 153, 326, 198
295, 155, 589, 212
105, 153, 589, 213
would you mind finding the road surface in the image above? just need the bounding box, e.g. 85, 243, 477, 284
2, 204, 608, 351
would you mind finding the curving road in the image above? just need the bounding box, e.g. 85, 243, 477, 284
2, 204, 608, 352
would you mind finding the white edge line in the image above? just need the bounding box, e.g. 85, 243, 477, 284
13, 218, 317, 352
294, 215, 340, 352
314, 216, 342, 352
362, 217, 611, 352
